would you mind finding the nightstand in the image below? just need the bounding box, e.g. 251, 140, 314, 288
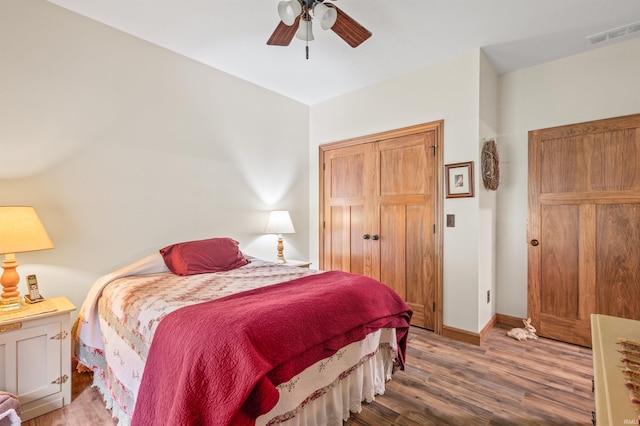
0, 296, 76, 421
284, 260, 312, 268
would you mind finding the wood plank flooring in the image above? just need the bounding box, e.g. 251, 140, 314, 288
23, 325, 594, 425
346, 326, 594, 425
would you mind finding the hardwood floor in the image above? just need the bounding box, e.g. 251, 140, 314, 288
346, 326, 594, 425
23, 326, 594, 425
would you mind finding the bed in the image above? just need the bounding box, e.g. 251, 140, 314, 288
73, 238, 412, 426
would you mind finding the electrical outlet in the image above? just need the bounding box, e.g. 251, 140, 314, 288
486, 290, 490, 303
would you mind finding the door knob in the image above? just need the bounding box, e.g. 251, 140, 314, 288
363, 234, 371, 240
372, 234, 379, 241
530, 239, 539, 246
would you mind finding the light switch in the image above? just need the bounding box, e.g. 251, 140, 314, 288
447, 214, 455, 227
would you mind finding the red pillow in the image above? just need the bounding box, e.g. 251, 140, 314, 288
159, 238, 250, 276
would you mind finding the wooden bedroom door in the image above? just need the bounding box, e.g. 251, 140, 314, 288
528, 113, 640, 347
320, 121, 443, 332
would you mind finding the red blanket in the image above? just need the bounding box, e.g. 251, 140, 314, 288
130, 270, 412, 426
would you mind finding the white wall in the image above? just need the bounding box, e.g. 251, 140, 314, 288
478, 51, 499, 329
0, 0, 310, 317
310, 50, 486, 333
496, 36, 640, 318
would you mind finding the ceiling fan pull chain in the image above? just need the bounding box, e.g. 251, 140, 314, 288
306, 15, 310, 59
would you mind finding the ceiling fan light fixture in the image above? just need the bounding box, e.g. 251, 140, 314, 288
314, 2, 337, 30
267, 0, 372, 52
295, 18, 314, 41
278, 0, 302, 26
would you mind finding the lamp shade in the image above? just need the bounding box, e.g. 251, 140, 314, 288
278, 0, 302, 26
314, 3, 337, 30
295, 19, 314, 41
265, 211, 295, 234
0, 206, 54, 255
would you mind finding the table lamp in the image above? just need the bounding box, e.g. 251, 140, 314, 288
265, 210, 295, 263
0, 206, 54, 311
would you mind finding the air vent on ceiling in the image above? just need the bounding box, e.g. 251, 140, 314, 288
587, 20, 640, 45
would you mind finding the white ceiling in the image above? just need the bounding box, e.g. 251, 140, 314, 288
47, 0, 640, 105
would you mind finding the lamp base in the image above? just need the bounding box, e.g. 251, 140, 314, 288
275, 236, 286, 264
0, 295, 23, 311
1, 253, 24, 311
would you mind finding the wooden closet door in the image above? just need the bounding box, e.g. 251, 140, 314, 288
378, 132, 436, 329
528, 113, 640, 347
320, 121, 442, 331
321, 143, 377, 276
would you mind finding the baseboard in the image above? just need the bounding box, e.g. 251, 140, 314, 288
442, 325, 481, 345
441, 313, 528, 346
479, 314, 497, 343
496, 313, 527, 329
442, 315, 497, 346
442, 314, 508, 346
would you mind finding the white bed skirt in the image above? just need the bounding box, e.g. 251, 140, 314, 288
258, 328, 397, 426
263, 347, 395, 426
91, 328, 397, 426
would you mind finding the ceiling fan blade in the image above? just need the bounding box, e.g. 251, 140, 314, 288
331, 6, 372, 48
267, 17, 300, 46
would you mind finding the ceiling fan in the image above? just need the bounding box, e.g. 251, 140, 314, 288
267, 0, 372, 58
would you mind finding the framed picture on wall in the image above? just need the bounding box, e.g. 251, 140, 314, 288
445, 161, 474, 198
